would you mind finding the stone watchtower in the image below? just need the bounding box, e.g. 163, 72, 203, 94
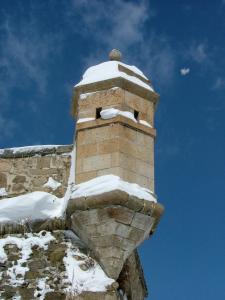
69, 49, 163, 288
72, 49, 158, 191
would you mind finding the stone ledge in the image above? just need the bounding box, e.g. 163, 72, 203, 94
0, 145, 73, 159
71, 77, 159, 117
68, 190, 164, 279
76, 115, 156, 138
67, 190, 164, 231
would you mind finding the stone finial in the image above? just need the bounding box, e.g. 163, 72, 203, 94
109, 49, 122, 61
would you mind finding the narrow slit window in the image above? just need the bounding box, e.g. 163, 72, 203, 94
134, 110, 139, 120
96, 107, 102, 119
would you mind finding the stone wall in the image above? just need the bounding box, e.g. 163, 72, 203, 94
75, 87, 155, 191
76, 123, 154, 190
118, 250, 148, 300
0, 145, 72, 199
0, 230, 119, 300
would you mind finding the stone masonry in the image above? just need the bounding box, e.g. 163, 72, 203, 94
73, 86, 158, 192
0, 50, 164, 299
0, 145, 72, 199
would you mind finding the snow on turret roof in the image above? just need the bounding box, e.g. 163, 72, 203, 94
76, 60, 154, 92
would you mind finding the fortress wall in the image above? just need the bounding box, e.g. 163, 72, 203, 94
0, 145, 72, 200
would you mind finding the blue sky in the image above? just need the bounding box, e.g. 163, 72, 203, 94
0, 0, 224, 299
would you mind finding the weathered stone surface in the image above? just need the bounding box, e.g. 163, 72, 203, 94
0, 230, 121, 300
74, 291, 120, 300
70, 197, 156, 279
0, 147, 71, 199
118, 250, 148, 300
0, 172, 7, 187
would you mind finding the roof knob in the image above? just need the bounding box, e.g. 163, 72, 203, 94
109, 49, 122, 61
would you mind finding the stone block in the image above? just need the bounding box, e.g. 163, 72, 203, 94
98, 139, 120, 155
74, 291, 120, 300
11, 183, 26, 194
36, 156, 51, 169
78, 108, 95, 119
83, 154, 111, 172
73, 209, 100, 225
104, 206, 134, 225
0, 172, 7, 187
97, 167, 122, 178
115, 223, 131, 238
0, 160, 12, 172
95, 246, 124, 259
12, 175, 26, 184
76, 171, 97, 184
77, 143, 98, 158
131, 212, 153, 231
124, 90, 151, 114
128, 227, 145, 243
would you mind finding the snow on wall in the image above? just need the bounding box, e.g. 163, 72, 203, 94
0, 230, 115, 298
71, 175, 156, 203
0, 145, 72, 199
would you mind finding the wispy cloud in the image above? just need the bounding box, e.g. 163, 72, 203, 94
0, 7, 62, 142
189, 43, 208, 63
0, 18, 60, 98
70, 0, 148, 50
212, 77, 225, 90
69, 0, 176, 88
0, 114, 17, 143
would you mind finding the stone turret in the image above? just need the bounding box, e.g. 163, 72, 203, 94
72, 51, 158, 191
70, 51, 164, 280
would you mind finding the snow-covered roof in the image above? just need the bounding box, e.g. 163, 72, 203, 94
76, 61, 154, 92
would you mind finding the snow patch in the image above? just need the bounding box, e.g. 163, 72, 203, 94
100, 108, 137, 123
139, 119, 152, 128
0, 148, 76, 224
0, 145, 63, 155
34, 278, 53, 300
0, 188, 8, 197
0, 192, 64, 223
0, 231, 55, 286
76, 61, 153, 92
77, 117, 95, 123
43, 177, 61, 190
63, 242, 114, 294
62, 146, 76, 216
80, 87, 119, 100
71, 175, 156, 202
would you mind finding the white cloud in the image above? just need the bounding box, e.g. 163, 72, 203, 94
189, 43, 208, 63
180, 68, 190, 76
0, 114, 17, 142
212, 77, 225, 90
0, 19, 60, 97
70, 0, 148, 49
69, 0, 176, 88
